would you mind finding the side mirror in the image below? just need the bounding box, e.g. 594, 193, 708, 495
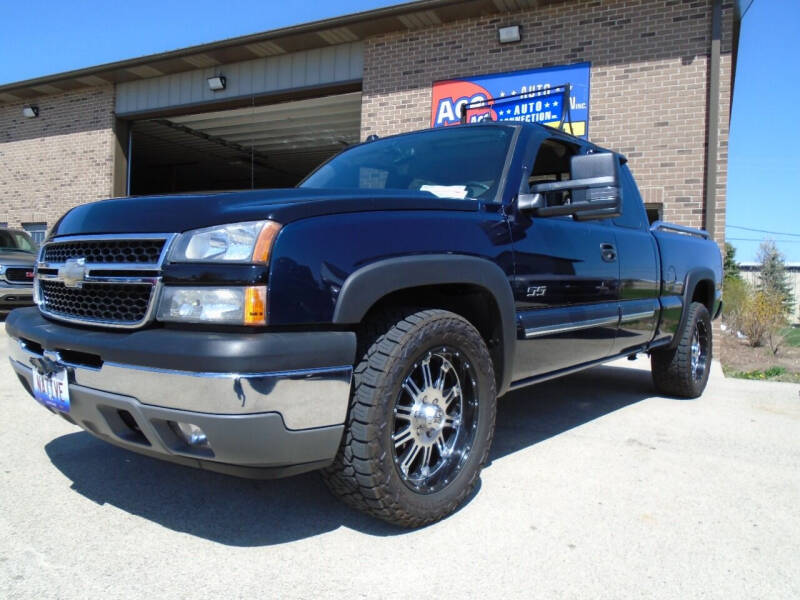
523, 153, 622, 220
517, 192, 545, 212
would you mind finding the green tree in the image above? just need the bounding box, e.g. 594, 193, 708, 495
757, 239, 794, 314
723, 242, 741, 281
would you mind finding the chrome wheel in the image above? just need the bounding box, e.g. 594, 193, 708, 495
391, 347, 478, 494
691, 320, 709, 381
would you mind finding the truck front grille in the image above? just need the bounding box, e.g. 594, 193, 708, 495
43, 239, 166, 265
39, 280, 155, 324
4, 267, 34, 283
36, 234, 173, 328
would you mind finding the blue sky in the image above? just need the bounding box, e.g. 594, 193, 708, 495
0, 1, 399, 83
727, 0, 800, 263
1, 0, 797, 262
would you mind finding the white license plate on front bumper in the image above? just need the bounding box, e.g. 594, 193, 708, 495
32, 368, 70, 413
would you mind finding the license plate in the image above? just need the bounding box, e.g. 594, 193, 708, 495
32, 368, 70, 413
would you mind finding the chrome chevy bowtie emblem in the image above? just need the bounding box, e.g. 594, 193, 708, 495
59, 257, 87, 289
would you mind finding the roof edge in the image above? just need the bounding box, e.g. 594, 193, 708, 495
0, 0, 469, 94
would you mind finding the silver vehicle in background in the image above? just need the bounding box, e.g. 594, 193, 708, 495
0, 229, 37, 315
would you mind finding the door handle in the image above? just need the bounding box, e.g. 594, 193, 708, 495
600, 242, 617, 262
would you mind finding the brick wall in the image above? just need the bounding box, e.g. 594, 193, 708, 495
0, 86, 116, 231
361, 0, 733, 243
0, 0, 733, 246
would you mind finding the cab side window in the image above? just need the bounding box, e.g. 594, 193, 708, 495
526, 138, 580, 208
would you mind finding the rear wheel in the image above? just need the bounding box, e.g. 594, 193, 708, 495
322, 308, 497, 528
651, 301, 712, 398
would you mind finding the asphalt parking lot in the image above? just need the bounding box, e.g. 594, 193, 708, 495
1, 322, 799, 599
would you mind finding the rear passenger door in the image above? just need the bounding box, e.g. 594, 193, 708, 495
610, 164, 660, 355
509, 136, 620, 382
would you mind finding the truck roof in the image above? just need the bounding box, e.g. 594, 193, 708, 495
365, 121, 621, 161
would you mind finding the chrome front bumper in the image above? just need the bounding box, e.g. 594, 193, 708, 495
0, 283, 33, 310
8, 335, 352, 430
5, 308, 356, 476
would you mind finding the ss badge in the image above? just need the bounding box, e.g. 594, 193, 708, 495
526, 285, 547, 298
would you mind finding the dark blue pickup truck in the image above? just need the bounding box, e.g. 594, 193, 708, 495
6, 122, 722, 527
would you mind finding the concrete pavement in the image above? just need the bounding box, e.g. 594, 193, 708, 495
1, 323, 798, 599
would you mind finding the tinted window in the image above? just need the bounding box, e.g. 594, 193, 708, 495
300, 126, 514, 202
645, 204, 662, 224
525, 137, 580, 208
0, 230, 36, 253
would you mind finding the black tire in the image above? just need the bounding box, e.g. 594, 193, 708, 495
651, 301, 712, 398
322, 308, 497, 528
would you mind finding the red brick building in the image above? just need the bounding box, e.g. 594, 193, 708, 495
0, 0, 738, 247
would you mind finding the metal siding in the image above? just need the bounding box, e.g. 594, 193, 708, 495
333, 45, 350, 81
158, 72, 171, 107
239, 60, 253, 96
147, 77, 159, 110
306, 48, 321, 84
169, 75, 181, 107
277, 55, 292, 90
117, 43, 362, 115
350, 43, 364, 76
252, 57, 266, 93
320, 49, 336, 83
264, 56, 279, 91
190, 70, 204, 105
291, 52, 306, 88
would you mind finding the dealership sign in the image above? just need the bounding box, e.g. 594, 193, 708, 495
430, 62, 590, 138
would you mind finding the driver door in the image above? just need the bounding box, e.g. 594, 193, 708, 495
509, 137, 620, 382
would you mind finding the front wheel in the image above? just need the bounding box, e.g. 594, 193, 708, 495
651, 301, 712, 398
322, 309, 497, 528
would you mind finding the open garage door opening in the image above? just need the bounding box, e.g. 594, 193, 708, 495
127, 91, 361, 195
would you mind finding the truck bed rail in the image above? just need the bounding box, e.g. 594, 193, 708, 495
649, 221, 711, 240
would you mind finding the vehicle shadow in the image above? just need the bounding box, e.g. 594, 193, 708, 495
490, 363, 656, 462
44, 363, 656, 546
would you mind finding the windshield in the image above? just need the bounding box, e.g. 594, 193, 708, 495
0, 230, 37, 253
300, 125, 514, 201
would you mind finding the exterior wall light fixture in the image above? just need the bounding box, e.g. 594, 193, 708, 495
207, 75, 227, 91
498, 25, 521, 44
22, 105, 39, 118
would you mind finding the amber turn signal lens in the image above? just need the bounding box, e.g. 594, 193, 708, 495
252, 221, 282, 263
244, 286, 267, 326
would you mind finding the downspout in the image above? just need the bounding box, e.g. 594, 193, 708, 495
703, 0, 722, 240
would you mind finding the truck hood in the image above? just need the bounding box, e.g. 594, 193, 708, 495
49, 188, 480, 237
0, 251, 36, 266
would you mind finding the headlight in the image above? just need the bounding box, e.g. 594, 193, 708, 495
169, 220, 281, 263
156, 286, 266, 325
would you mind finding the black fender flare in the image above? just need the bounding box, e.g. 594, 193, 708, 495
332, 254, 516, 396
669, 267, 717, 349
